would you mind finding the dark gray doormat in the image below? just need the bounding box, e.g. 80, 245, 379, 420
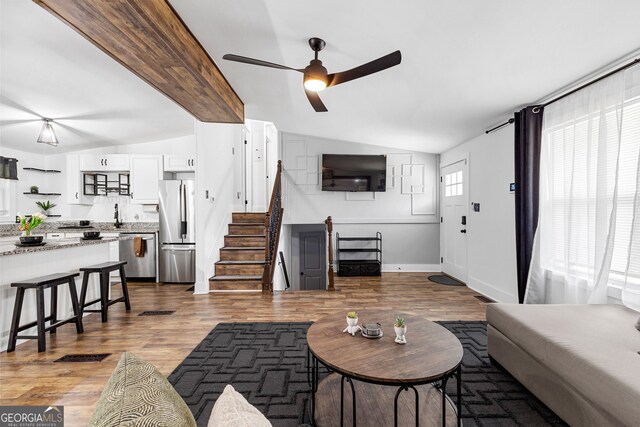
429, 274, 465, 286
168, 322, 565, 427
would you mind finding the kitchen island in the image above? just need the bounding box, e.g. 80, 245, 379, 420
0, 236, 119, 351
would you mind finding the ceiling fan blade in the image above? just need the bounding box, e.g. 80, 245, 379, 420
222, 54, 302, 72
305, 90, 328, 112
327, 50, 401, 87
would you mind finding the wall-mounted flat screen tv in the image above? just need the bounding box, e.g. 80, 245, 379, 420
322, 154, 387, 192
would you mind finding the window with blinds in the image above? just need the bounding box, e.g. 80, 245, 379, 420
540, 96, 640, 286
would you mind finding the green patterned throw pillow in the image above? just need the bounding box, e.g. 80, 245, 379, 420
89, 352, 196, 427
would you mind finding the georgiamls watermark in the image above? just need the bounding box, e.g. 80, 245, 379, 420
0, 406, 64, 427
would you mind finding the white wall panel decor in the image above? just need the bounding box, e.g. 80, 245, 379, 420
280, 132, 441, 270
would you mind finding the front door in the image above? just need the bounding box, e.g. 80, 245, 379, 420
440, 159, 469, 282
299, 231, 326, 290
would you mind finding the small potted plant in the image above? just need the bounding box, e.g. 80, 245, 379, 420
30, 185, 39, 194
36, 200, 57, 215
394, 315, 407, 344
17, 212, 47, 244
343, 311, 361, 336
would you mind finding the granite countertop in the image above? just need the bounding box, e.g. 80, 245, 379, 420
0, 236, 119, 257
0, 221, 159, 237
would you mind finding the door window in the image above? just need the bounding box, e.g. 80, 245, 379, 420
444, 171, 463, 197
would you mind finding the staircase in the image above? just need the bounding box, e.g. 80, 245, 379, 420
209, 212, 266, 291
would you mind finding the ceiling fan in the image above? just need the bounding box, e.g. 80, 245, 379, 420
222, 38, 402, 112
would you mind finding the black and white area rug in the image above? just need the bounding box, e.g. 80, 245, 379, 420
168, 322, 565, 427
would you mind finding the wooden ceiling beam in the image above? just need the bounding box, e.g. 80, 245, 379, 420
34, 0, 244, 123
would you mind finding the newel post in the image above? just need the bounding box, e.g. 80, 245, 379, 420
325, 216, 335, 291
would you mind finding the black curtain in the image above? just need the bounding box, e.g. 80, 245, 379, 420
514, 106, 544, 303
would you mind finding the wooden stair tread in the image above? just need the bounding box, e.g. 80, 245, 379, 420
221, 247, 264, 251
209, 275, 262, 281
216, 260, 264, 265
225, 234, 265, 238
229, 223, 265, 226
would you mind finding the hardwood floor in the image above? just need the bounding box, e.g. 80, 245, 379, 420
0, 273, 487, 425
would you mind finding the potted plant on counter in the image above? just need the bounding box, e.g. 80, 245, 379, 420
394, 315, 407, 344
36, 200, 56, 215
17, 212, 47, 244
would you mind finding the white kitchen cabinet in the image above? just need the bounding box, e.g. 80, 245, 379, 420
66, 155, 91, 205
130, 155, 162, 204
163, 155, 195, 172
79, 154, 130, 172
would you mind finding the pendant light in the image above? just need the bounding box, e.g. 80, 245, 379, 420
37, 119, 59, 146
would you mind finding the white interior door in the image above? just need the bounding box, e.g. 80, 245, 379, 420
440, 159, 468, 282
233, 127, 249, 212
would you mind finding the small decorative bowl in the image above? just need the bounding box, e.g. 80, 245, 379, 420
83, 231, 101, 239
361, 323, 382, 336
20, 235, 44, 244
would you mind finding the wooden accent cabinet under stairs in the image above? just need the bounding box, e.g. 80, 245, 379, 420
209, 213, 266, 291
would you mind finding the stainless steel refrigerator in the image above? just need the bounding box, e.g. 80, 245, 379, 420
158, 180, 196, 283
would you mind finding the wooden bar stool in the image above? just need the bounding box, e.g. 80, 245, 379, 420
7, 272, 84, 353
79, 261, 131, 323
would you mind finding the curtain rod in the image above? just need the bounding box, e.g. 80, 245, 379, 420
485, 57, 640, 134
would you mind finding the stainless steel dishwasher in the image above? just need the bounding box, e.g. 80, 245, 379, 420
119, 232, 157, 280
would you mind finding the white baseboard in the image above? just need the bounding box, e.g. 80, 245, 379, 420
466, 275, 518, 303
382, 264, 441, 273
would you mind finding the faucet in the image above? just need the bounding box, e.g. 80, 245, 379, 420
114, 203, 122, 228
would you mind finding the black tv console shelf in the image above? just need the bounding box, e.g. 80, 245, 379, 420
336, 232, 382, 277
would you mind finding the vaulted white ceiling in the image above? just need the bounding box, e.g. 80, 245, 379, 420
2, 1, 640, 154
0, 0, 194, 154
172, 0, 640, 152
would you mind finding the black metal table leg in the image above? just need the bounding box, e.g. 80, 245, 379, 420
441, 376, 450, 427
340, 375, 345, 427
394, 385, 419, 427
310, 354, 318, 424
457, 366, 462, 427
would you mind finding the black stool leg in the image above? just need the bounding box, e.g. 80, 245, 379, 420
36, 287, 46, 352
68, 278, 84, 334
100, 271, 109, 323
7, 287, 25, 352
50, 286, 58, 334
119, 265, 131, 311
79, 271, 90, 316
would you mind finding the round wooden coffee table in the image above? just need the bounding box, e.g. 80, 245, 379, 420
307, 310, 463, 427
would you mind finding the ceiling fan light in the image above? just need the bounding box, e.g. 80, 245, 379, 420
304, 78, 327, 92
37, 119, 59, 146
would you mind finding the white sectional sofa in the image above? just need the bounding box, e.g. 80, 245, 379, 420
487, 303, 640, 427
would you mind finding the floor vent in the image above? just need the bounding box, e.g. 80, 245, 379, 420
474, 295, 495, 303
138, 310, 176, 316
55, 354, 111, 363
186, 286, 194, 292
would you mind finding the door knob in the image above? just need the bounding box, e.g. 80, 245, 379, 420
460, 229, 467, 233
300, 272, 304, 275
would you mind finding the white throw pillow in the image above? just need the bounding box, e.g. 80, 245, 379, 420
208, 384, 271, 427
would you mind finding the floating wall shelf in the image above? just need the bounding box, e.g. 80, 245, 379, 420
23, 167, 61, 173
23, 192, 62, 196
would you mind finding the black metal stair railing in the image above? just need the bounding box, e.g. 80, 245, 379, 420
262, 161, 283, 292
